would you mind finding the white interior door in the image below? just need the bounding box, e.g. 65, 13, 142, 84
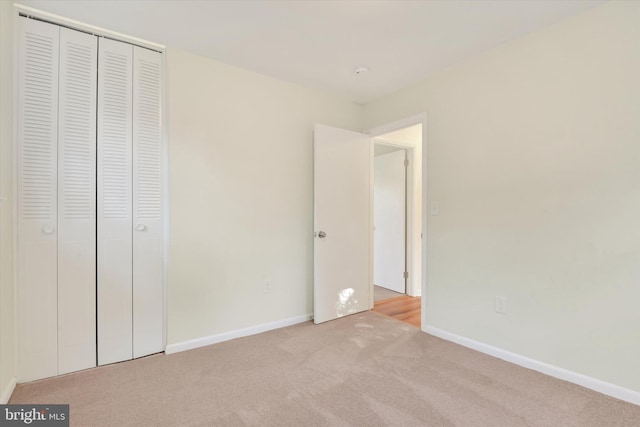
132, 46, 164, 358
57, 27, 97, 374
313, 124, 371, 324
17, 17, 60, 382
374, 149, 406, 294
97, 38, 134, 366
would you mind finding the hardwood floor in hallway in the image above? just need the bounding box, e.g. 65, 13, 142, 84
373, 295, 421, 328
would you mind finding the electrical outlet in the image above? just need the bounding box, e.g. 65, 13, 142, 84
495, 296, 507, 314
264, 281, 273, 294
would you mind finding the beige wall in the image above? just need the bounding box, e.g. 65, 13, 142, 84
4, 0, 639, 399
0, 0, 16, 402
364, 1, 640, 392
166, 48, 362, 344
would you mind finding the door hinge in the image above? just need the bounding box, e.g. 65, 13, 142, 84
404, 159, 409, 167
403, 271, 409, 279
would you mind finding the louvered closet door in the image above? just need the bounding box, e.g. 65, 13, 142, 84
17, 17, 60, 382
57, 27, 97, 375
97, 38, 134, 366
133, 47, 164, 358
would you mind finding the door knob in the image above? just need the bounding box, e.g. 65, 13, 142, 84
135, 223, 146, 231
42, 225, 55, 235
318, 231, 326, 238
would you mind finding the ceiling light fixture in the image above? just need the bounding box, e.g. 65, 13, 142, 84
354, 66, 369, 75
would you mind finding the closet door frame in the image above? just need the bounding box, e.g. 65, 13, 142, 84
12, 4, 168, 380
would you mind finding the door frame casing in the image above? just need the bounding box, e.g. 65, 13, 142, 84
367, 113, 427, 330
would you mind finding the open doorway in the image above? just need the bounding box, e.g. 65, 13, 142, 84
369, 122, 423, 328
312, 115, 426, 328
373, 145, 407, 298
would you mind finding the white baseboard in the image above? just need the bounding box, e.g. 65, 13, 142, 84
1, 376, 16, 404
424, 326, 640, 406
165, 314, 312, 355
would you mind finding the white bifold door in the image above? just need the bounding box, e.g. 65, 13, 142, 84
131, 47, 165, 359
97, 39, 164, 365
17, 16, 164, 382
97, 38, 134, 366
17, 18, 97, 381
57, 25, 98, 376
17, 17, 61, 383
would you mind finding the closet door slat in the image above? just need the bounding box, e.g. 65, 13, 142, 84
57, 27, 98, 375
97, 38, 134, 366
132, 47, 164, 358
17, 17, 60, 382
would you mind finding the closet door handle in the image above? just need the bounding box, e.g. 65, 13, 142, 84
135, 223, 146, 232
43, 225, 55, 235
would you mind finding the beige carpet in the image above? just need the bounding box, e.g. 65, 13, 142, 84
374, 285, 404, 302
11, 312, 640, 426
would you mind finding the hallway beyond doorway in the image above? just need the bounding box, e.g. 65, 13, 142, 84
373, 294, 421, 328
373, 285, 403, 302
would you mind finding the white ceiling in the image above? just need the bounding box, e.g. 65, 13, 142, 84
19, 0, 604, 104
